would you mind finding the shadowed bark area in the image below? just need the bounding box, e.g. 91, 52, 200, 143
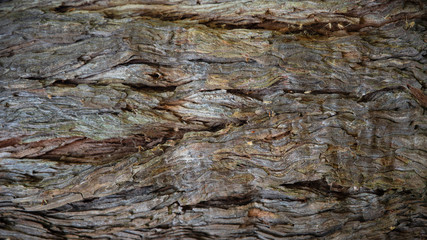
0, 0, 426, 239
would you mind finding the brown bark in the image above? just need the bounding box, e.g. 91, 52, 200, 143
0, 0, 426, 239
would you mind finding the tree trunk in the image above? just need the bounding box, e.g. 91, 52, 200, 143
1, 0, 426, 239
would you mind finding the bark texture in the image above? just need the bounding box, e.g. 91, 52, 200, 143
0, 0, 426, 239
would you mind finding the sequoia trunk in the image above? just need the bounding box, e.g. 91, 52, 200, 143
0, 0, 426, 239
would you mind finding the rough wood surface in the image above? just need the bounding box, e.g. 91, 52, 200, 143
0, 0, 426, 239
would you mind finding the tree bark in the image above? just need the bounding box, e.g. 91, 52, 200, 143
0, 0, 426, 239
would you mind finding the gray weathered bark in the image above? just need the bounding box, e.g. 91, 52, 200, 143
1, 0, 426, 239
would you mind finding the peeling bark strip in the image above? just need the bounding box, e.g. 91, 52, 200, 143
408, 84, 427, 108
0, 0, 426, 239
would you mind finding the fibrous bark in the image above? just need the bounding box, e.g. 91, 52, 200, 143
0, 0, 426, 239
